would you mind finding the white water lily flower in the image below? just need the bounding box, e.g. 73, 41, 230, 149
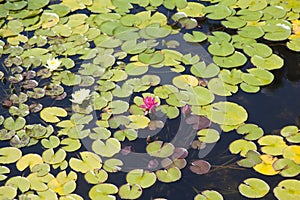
45, 58, 61, 71
70, 89, 91, 104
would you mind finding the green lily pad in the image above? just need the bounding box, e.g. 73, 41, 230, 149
197, 129, 220, 143
194, 190, 224, 200
237, 0, 268, 11
208, 78, 238, 96
107, 100, 129, 115
16, 154, 43, 171
69, 151, 102, 173
222, 16, 247, 29
0, 147, 22, 164
243, 43, 273, 58
85, 169, 108, 184
229, 139, 257, 156
191, 62, 220, 78
103, 159, 123, 173
92, 138, 121, 157
237, 150, 262, 168
156, 167, 181, 183
146, 141, 175, 158
263, 20, 292, 41
125, 115, 150, 129
208, 42, 235, 57
114, 129, 137, 141
239, 178, 270, 198
238, 26, 264, 39
40, 107, 67, 123
258, 135, 287, 156
41, 136, 60, 149
5, 176, 30, 193
241, 68, 274, 86
274, 179, 300, 200
208, 31, 231, 43
172, 75, 198, 89
240, 82, 260, 93
42, 148, 66, 165
213, 51, 247, 68
89, 183, 118, 200
0, 186, 17, 199
3, 117, 26, 131
198, 102, 248, 126
280, 125, 300, 143
118, 184, 142, 200
0, 166, 10, 181
237, 123, 264, 140
183, 31, 207, 43
154, 85, 179, 99
273, 158, 300, 177
203, 4, 232, 20
126, 169, 156, 189
157, 105, 179, 119
283, 146, 300, 164
28, 0, 49, 10
145, 23, 172, 38
287, 38, 300, 52
177, 2, 205, 17
263, 6, 286, 19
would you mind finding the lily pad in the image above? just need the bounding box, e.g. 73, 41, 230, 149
251, 54, 284, 70
194, 190, 223, 200
69, 151, 102, 173
126, 169, 156, 189
253, 154, 279, 175
213, 51, 247, 68
118, 184, 142, 199
3, 117, 26, 131
229, 139, 257, 156
258, 135, 287, 156
146, 141, 175, 158
92, 138, 121, 157
274, 179, 300, 200
283, 146, 300, 164
203, 4, 232, 20
85, 169, 108, 184
197, 129, 220, 143
89, 183, 118, 200
190, 160, 211, 175
0, 147, 22, 164
239, 178, 270, 198
16, 154, 43, 171
280, 125, 300, 143
237, 123, 264, 140
273, 158, 300, 177
156, 167, 181, 183
183, 31, 207, 43
40, 107, 67, 123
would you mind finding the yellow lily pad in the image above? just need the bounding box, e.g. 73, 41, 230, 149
69, 151, 102, 173
0, 147, 22, 164
16, 153, 43, 171
283, 146, 300, 164
253, 154, 279, 176
40, 107, 68, 123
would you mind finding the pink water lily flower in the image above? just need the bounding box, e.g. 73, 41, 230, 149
140, 96, 159, 114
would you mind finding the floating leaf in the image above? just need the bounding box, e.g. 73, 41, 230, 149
146, 141, 175, 158
3, 117, 26, 131
183, 31, 207, 43
0, 186, 17, 199
208, 42, 235, 57
194, 190, 223, 200
229, 139, 257, 156
103, 159, 123, 173
85, 169, 108, 184
274, 179, 300, 199
125, 115, 150, 129
190, 160, 211, 175
0, 147, 22, 164
237, 150, 262, 168
92, 138, 121, 157
69, 151, 102, 173
126, 169, 156, 189
203, 4, 232, 20
280, 125, 300, 143
42, 148, 66, 165
238, 178, 270, 198
173, 75, 199, 89
89, 183, 118, 200
283, 146, 300, 164
253, 154, 279, 175
28, 0, 49, 10
197, 129, 220, 143
237, 123, 264, 140
213, 51, 247, 68
191, 62, 220, 79
258, 135, 287, 156
251, 54, 284, 70
6, 176, 30, 193
241, 68, 274, 86
40, 107, 67, 123
16, 154, 43, 171
273, 158, 300, 177
118, 184, 142, 199
156, 167, 181, 183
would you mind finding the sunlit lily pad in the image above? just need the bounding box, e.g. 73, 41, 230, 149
251, 54, 284, 70
238, 178, 270, 198
274, 179, 300, 200
191, 62, 220, 79
69, 151, 102, 173
280, 125, 300, 143
213, 51, 247, 68
237, 150, 262, 168
3, 117, 26, 131
283, 146, 300, 164
103, 159, 123, 173
40, 107, 67, 123
194, 190, 223, 200
229, 139, 257, 156
92, 138, 121, 157
203, 4, 232, 20
85, 169, 108, 184
273, 158, 300, 177
5, 176, 30, 193
197, 129, 220, 143
237, 123, 264, 140
0, 147, 22, 164
119, 184, 142, 199
253, 154, 279, 175
156, 167, 181, 183
126, 169, 156, 189
146, 141, 175, 158
89, 183, 118, 200
42, 148, 66, 165
258, 135, 287, 156
16, 154, 43, 171
0, 186, 17, 199
183, 31, 207, 43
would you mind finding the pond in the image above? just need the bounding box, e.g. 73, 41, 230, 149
0, 0, 300, 199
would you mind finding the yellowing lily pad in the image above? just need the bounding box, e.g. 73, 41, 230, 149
253, 154, 279, 175
172, 75, 199, 89
42, 148, 66, 165
84, 169, 108, 184
0, 186, 17, 199
283, 146, 300, 164
40, 107, 67, 123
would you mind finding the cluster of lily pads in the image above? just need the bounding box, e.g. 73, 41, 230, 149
0, 0, 300, 199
